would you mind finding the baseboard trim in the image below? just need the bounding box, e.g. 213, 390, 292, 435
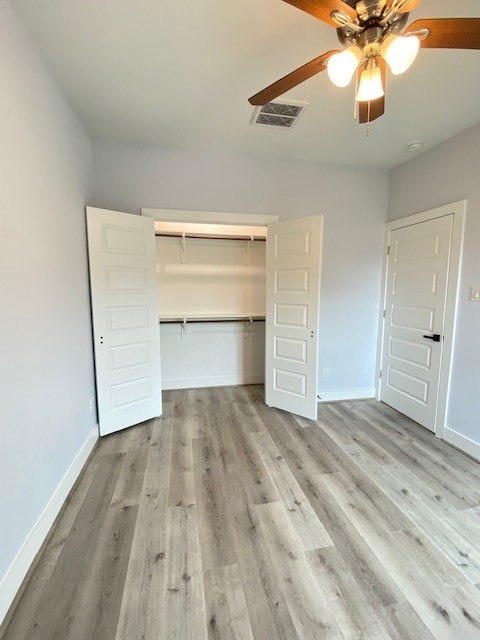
317, 388, 376, 402
0, 427, 99, 627
443, 427, 480, 462
162, 374, 265, 390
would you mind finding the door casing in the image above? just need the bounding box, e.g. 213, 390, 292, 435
376, 201, 466, 438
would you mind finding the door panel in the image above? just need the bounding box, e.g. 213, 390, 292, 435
275, 304, 308, 327
87, 207, 162, 436
380, 215, 453, 431
274, 336, 307, 362
266, 216, 323, 420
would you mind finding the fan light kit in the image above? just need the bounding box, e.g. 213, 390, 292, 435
249, 0, 480, 127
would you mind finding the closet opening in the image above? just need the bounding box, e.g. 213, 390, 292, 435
153, 218, 268, 391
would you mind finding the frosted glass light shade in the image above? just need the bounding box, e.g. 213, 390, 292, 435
327, 47, 362, 88
356, 64, 384, 102
382, 35, 420, 75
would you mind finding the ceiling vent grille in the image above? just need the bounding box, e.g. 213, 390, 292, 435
250, 100, 308, 129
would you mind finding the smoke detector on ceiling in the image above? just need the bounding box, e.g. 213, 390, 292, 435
408, 141, 423, 151
250, 99, 309, 129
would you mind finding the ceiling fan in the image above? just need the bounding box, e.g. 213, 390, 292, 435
249, 0, 480, 124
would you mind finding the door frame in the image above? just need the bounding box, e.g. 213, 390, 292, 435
376, 200, 466, 438
141, 208, 278, 226
142, 208, 278, 391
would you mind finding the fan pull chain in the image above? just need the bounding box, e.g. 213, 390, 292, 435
366, 100, 371, 138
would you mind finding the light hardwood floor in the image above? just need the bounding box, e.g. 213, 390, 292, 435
3, 386, 480, 639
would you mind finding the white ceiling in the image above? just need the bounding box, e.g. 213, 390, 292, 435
12, 0, 480, 169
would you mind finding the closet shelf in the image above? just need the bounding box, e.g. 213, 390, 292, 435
155, 232, 266, 242
159, 314, 265, 325
154, 220, 267, 242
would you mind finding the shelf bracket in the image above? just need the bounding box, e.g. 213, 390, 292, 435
180, 232, 187, 263
244, 236, 254, 265
243, 315, 254, 338
181, 317, 187, 339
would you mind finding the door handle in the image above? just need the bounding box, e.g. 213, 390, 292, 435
423, 334, 441, 342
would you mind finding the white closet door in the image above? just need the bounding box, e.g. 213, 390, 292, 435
266, 215, 323, 420
86, 207, 162, 436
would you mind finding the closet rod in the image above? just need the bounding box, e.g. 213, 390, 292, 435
155, 232, 266, 242
159, 315, 265, 325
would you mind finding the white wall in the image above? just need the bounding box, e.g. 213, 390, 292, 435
91, 141, 389, 398
156, 236, 266, 317
0, 0, 96, 623
388, 122, 480, 452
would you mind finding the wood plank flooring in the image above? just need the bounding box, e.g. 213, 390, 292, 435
3, 386, 480, 639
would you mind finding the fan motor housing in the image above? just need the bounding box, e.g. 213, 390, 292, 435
336, 0, 409, 46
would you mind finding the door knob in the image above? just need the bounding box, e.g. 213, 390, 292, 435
423, 334, 441, 342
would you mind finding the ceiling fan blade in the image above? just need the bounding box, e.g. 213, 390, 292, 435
249, 50, 340, 105
359, 94, 385, 124
407, 18, 480, 49
282, 0, 357, 27
358, 59, 386, 124
386, 0, 423, 13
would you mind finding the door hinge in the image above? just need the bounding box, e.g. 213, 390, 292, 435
379, 370, 383, 379
383, 310, 386, 319
386, 245, 390, 256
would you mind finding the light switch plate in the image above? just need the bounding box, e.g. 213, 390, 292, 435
470, 286, 480, 302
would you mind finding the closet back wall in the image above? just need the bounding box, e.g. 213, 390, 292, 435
90, 141, 389, 399
157, 236, 266, 388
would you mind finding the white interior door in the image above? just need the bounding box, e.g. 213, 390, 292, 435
86, 207, 162, 436
265, 215, 323, 420
380, 214, 453, 431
